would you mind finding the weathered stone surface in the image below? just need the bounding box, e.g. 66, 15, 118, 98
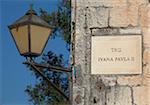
84, 34, 91, 74
128, 0, 148, 6
106, 86, 132, 105
76, 7, 86, 34
142, 74, 150, 86
99, 76, 117, 86
143, 49, 150, 64
117, 76, 142, 86
110, 6, 138, 27
142, 27, 150, 45
144, 63, 150, 75
91, 28, 119, 35
75, 34, 87, 75
110, 7, 128, 27
139, 4, 150, 27
90, 86, 106, 105
84, 83, 91, 105
73, 87, 85, 105
75, 95, 82, 104
74, 65, 83, 86
72, 0, 150, 105
119, 27, 141, 34
81, 75, 91, 105
90, 76, 106, 105
106, 87, 116, 105
75, 34, 92, 75
72, 0, 127, 7
86, 7, 109, 28
133, 86, 150, 105
73, 0, 148, 7
82, 75, 90, 87
127, 5, 139, 26
94, 80, 106, 92
142, 64, 150, 86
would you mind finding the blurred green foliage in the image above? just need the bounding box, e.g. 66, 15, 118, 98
40, 0, 71, 49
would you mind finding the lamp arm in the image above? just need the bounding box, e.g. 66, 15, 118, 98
23, 61, 71, 101
23, 61, 72, 73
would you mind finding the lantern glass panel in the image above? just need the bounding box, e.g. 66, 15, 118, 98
30, 24, 51, 54
10, 25, 29, 55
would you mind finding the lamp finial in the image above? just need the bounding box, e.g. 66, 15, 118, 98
29, 4, 33, 11
25, 4, 37, 15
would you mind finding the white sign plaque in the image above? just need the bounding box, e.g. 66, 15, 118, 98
91, 35, 142, 74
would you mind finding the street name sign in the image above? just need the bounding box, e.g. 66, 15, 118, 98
91, 35, 142, 74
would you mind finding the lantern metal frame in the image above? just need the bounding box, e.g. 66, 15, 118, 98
8, 5, 54, 57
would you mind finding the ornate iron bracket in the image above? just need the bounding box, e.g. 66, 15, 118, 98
23, 60, 72, 103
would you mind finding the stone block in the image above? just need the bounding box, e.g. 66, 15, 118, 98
76, 7, 86, 34
74, 65, 83, 86
143, 49, 150, 64
90, 84, 106, 105
110, 7, 128, 27
139, 4, 150, 27
119, 27, 141, 34
142, 27, 150, 45
86, 7, 109, 28
142, 74, 150, 86
106, 86, 132, 105
106, 87, 116, 105
128, 0, 148, 6
142, 64, 150, 86
82, 75, 91, 87
98, 76, 117, 86
110, 5, 138, 27
91, 28, 119, 35
75, 34, 91, 75
102, 77, 117, 87
144, 64, 150, 75
117, 76, 142, 86
127, 5, 139, 26
133, 86, 150, 105
83, 79, 91, 105
73, 87, 85, 105
75, 36, 86, 64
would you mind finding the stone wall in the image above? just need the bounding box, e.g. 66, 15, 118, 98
71, 0, 150, 105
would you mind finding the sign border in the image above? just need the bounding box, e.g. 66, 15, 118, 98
90, 34, 143, 75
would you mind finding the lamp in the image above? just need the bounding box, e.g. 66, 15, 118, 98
8, 5, 53, 57
8, 5, 72, 102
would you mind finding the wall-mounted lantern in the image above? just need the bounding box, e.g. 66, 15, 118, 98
8, 5, 53, 57
8, 5, 72, 103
